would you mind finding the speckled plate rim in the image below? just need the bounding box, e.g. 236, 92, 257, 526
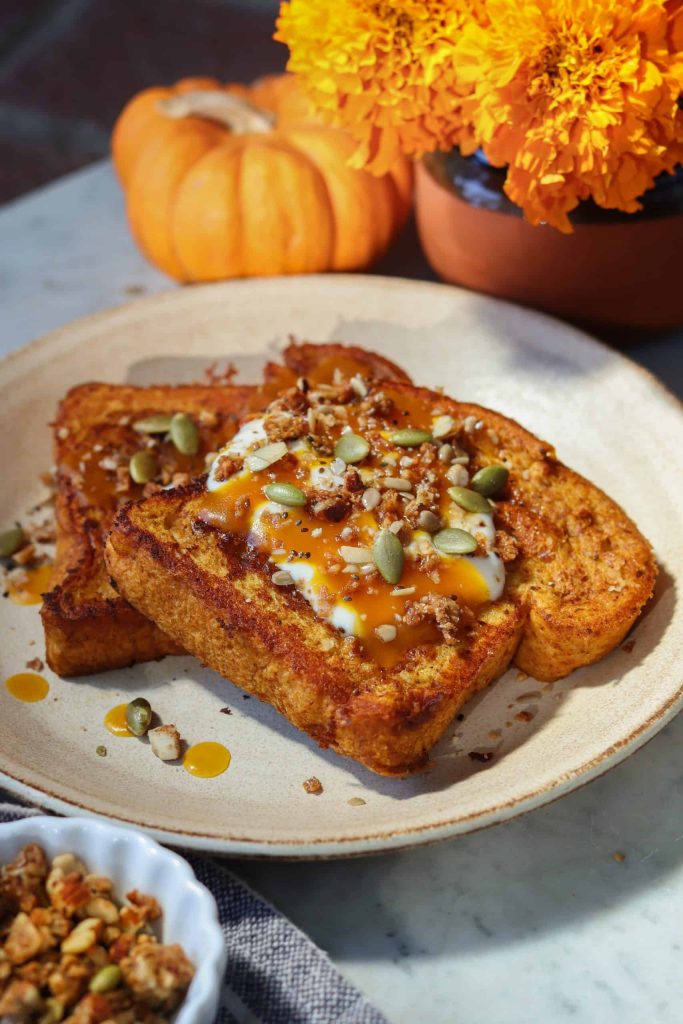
0, 274, 682, 859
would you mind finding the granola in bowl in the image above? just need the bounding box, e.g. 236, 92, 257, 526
0, 843, 194, 1023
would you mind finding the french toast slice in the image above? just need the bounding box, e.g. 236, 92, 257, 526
105, 376, 656, 775
42, 342, 410, 677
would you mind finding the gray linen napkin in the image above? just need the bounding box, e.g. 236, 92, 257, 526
0, 797, 388, 1024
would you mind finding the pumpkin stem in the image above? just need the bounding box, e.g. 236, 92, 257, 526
158, 90, 274, 134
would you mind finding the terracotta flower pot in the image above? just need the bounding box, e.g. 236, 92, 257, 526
416, 151, 683, 333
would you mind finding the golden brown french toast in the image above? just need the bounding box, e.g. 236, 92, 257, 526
105, 373, 656, 775
42, 342, 410, 677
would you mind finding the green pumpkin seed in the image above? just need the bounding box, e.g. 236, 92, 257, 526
89, 964, 122, 994
433, 527, 477, 556
334, 432, 370, 464
263, 482, 307, 507
125, 697, 152, 737
390, 428, 433, 447
373, 529, 404, 584
132, 413, 173, 434
129, 450, 158, 485
448, 486, 492, 514
470, 464, 509, 498
170, 412, 199, 456
0, 526, 24, 559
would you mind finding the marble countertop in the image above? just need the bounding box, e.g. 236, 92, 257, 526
1, 163, 682, 1024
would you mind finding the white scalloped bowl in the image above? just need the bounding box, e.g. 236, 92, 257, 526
0, 816, 225, 1023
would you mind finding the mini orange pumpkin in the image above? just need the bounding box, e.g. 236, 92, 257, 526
112, 74, 413, 282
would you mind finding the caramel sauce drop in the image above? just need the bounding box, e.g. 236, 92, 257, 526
4, 672, 49, 702
8, 564, 54, 606
183, 741, 231, 779
104, 703, 134, 737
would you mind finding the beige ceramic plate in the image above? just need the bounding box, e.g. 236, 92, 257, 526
0, 276, 680, 857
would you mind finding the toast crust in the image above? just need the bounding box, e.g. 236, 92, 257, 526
43, 343, 411, 677
105, 379, 657, 775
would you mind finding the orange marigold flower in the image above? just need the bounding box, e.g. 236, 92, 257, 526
456, 0, 683, 231
275, 0, 472, 174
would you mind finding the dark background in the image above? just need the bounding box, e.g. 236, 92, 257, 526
0, 0, 284, 205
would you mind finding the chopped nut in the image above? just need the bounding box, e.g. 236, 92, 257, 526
12, 544, 37, 566
85, 897, 119, 924
303, 777, 323, 795
148, 724, 182, 762
374, 624, 397, 643
198, 408, 218, 427
25, 657, 44, 672
61, 917, 103, 955
432, 414, 457, 439
5, 912, 44, 964
120, 940, 194, 1011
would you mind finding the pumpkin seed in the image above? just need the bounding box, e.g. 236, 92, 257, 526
471, 464, 509, 498
132, 413, 173, 435
125, 697, 152, 737
89, 965, 122, 994
433, 527, 478, 555
264, 482, 307, 507
390, 428, 433, 447
0, 526, 24, 559
170, 412, 199, 456
334, 432, 370, 464
129, 450, 158, 485
245, 441, 288, 473
448, 486, 492, 514
373, 529, 404, 584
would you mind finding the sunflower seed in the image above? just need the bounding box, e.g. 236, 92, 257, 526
245, 441, 288, 472
350, 375, 368, 397
446, 464, 470, 487
361, 487, 381, 510
340, 545, 374, 564
382, 477, 413, 492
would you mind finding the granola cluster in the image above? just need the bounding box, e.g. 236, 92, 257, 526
0, 844, 194, 1023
